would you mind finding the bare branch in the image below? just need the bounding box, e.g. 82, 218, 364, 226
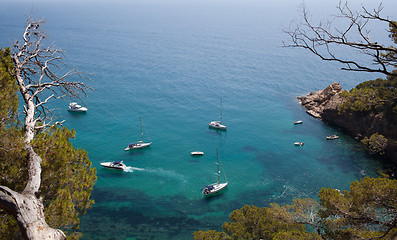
283, 1, 397, 77
0, 15, 91, 239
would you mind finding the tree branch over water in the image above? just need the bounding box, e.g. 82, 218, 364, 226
283, 1, 397, 77
0, 15, 92, 240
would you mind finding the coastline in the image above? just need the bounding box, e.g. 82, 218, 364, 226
298, 83, 397, 168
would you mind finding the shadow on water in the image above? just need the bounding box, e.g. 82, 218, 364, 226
188, 155, 204, 163
124, 150, 148, 157
98, 168, 131, 179
201, 188, 230, 202
316, 152, 362, 176
80, 188, 231, 240
207, 127, 227, 136
241, 145, 259, 153
67, 111, 88, 119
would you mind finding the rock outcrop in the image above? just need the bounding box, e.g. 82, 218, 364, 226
297, 82, 343, 119
298, 82, 397, 164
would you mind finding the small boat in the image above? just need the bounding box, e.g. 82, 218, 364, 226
326, 135, 339, 140
191, 151, 204, 156
67, 102, 87, 112
202, 148, 228, 197
209, 98, 227, 130
209, 121, 227, 130
294, 120, 303, 124
294, 142, 304, 146
100, 161, 126, 170
125, 116, 152, 150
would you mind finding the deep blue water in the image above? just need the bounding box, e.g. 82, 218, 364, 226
1, 0, 396, 239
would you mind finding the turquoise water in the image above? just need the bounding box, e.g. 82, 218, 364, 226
1, 0, 396, 239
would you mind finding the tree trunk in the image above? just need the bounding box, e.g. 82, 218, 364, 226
0, 16, 89, 239
0, 186, 66, 240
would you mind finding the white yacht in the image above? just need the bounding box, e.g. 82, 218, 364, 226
68, 102, 88, 112
100, 161, 126, 170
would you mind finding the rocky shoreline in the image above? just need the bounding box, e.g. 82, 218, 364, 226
297, 82, 343, 119
298, 83, 397, 164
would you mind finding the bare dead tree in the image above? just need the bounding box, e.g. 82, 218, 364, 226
283, 1, 397, 77
0, 16, 90, 240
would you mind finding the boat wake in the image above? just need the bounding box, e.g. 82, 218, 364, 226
124, 166, 145, 172
123, 167, 187, 182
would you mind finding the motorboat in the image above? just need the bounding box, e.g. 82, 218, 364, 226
100, 161, 126, 170
125, 116, 152, 150
294, 120, 303, 124
202, 148, 228, 197
294, 142, 304, 146
68, 102, 87, 112
191, 151, 204, 156
326, 135, 339, 140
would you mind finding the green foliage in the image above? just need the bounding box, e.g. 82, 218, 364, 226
194, 177, 397, 240
0, 49, 26, 238
338, 76, 397, 114
388, 21, 397, 45
0, 48, 18, 125
361, 133, 388, 155
193, 230, 231, 240
319, 177, 397, 239
33, 126, 97, 234
193, 205, 321, 240
0, 49, 97, 239
272, 230, 320, 240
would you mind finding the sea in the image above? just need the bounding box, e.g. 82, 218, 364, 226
1, 0, 396, 239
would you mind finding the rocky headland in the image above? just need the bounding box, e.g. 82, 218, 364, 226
298, 82, 397, 164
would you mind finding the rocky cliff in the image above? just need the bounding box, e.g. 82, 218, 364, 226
298, 83, 397, 163
297, 82, 343, 119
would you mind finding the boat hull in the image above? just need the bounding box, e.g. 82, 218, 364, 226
326, 136, 339, 140
208, 121, 227, 130
124, 142, 152, 151
68, 102, 87, 112
68, 108, 87, 112
191, 151, 204, 156
294, 142, 304, 146
202, 182, 228, 196
100, 162, 126, 170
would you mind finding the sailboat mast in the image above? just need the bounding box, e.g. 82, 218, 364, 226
140, 116, 143, 142
220, 97, 223, 123
216, 148, 220, 184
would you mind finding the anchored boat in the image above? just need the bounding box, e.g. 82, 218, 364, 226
209, 98, 227, 130
202, 148, 228, 197
125, 116, 152, 150
67, 102, 87, 112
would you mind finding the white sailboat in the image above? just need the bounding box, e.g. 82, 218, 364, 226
124, 116, 152, 151
209, 98, 227, 130
202, 148, 228, 197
